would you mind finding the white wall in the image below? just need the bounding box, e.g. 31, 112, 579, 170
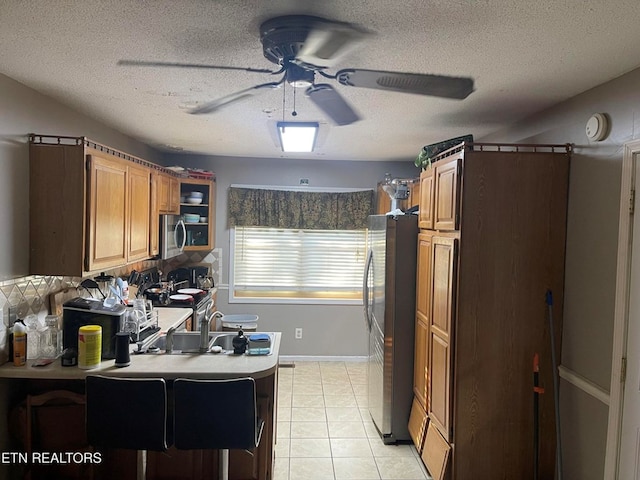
162, 153, 418, 356
480, 66, 640, 480
0, 73, 160, 280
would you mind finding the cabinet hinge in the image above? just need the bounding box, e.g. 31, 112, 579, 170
630, 189, 635, 214
621, 357, 627, 383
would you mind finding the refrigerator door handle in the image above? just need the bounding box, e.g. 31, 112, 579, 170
363, 249, 373, 330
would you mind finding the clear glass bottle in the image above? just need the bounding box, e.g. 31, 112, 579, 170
24, 314, 41, 360
41, 315, 62, 359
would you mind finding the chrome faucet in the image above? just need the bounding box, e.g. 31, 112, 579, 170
165, 322, 182, 353
199, 315, 212, 353
200, 310, 224, 352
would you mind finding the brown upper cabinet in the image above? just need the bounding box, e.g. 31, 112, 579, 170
418, 168, 435, 229
85, 152, 129, 272
418, 156, 460, 231
127, 163, 151, 262
169, 177, 180, 213
157, 173, 180, 215
433, 157, 460, 231
29, 135, 184, 276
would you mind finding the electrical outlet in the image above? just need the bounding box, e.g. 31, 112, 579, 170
295, 328, 303, 339
299, 178, 309, 185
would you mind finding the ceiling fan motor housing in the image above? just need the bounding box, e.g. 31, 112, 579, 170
260, 15, 324, 67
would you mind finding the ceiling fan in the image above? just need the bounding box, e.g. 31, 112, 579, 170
119, 15, 475, 126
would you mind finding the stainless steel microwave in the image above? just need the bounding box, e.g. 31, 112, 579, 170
161, 215, 186, 260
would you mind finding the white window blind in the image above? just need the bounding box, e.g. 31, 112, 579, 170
230, 226, 368, 304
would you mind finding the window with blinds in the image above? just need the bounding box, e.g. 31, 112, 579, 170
230, 226, 368, 304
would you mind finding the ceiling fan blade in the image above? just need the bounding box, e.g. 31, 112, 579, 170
295, 20, 370, 69
336, 69, 474, 100
189, 80, 282, 115
118, 59, 276, 74
305, 84, 360, 126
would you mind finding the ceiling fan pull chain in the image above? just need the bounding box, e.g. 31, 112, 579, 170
292, 87, 297, 117
282, 79, 286, 123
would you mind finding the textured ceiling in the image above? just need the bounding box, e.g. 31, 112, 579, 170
2, 0, 640, 161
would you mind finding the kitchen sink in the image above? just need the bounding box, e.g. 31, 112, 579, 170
149, 331, 216, 354
210, 333, 235, 351
147, 331, 272, 355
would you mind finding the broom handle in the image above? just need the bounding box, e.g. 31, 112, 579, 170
533, 353, 541, 480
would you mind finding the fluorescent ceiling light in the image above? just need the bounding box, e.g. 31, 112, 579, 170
277, 122, 319, 153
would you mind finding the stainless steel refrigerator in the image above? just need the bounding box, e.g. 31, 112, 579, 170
363, 214, 418, 444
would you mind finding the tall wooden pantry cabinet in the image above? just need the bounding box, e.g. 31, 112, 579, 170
408, 142, 571, 480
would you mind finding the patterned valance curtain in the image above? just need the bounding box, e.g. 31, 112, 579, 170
228, 187, 374, 230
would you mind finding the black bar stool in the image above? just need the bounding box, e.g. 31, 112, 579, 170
85, 375, 171, 480
173, 377, 264, 480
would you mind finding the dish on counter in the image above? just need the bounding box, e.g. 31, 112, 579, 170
177, 288, 204, 295
169, 294, 193, 302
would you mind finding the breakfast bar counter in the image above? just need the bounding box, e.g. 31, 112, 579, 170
0, 307, 280, 480
0, 308, 281, 380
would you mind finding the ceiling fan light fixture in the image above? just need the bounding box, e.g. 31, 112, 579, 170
277, 122, 319, 152
285, 63, 315, 88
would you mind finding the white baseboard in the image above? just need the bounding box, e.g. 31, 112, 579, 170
278, 355, 368, 363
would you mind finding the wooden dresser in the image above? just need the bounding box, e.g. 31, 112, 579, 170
408, 142, 571, 479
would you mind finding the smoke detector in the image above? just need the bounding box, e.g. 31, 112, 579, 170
586, 113, 608, 141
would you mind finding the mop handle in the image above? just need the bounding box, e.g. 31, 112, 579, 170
547, 290, 563, 480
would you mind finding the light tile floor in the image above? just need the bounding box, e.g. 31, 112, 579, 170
274, 361, 431, 480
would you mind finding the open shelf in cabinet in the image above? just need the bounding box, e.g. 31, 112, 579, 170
180, 178, 215, 250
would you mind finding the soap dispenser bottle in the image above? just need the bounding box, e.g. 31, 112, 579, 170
232, 329, 248, 355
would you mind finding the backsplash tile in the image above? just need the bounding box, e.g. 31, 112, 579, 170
163, 247, 222, 287
0, 250, 221, 364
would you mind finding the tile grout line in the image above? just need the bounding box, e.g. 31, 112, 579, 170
282, 361, 426, 480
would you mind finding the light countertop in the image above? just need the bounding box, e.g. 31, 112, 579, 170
155, 306, 193, 332
0, 307, 280, 380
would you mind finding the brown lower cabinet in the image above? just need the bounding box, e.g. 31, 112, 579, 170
409, 142, 571, 480
9, 374, 276, 480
